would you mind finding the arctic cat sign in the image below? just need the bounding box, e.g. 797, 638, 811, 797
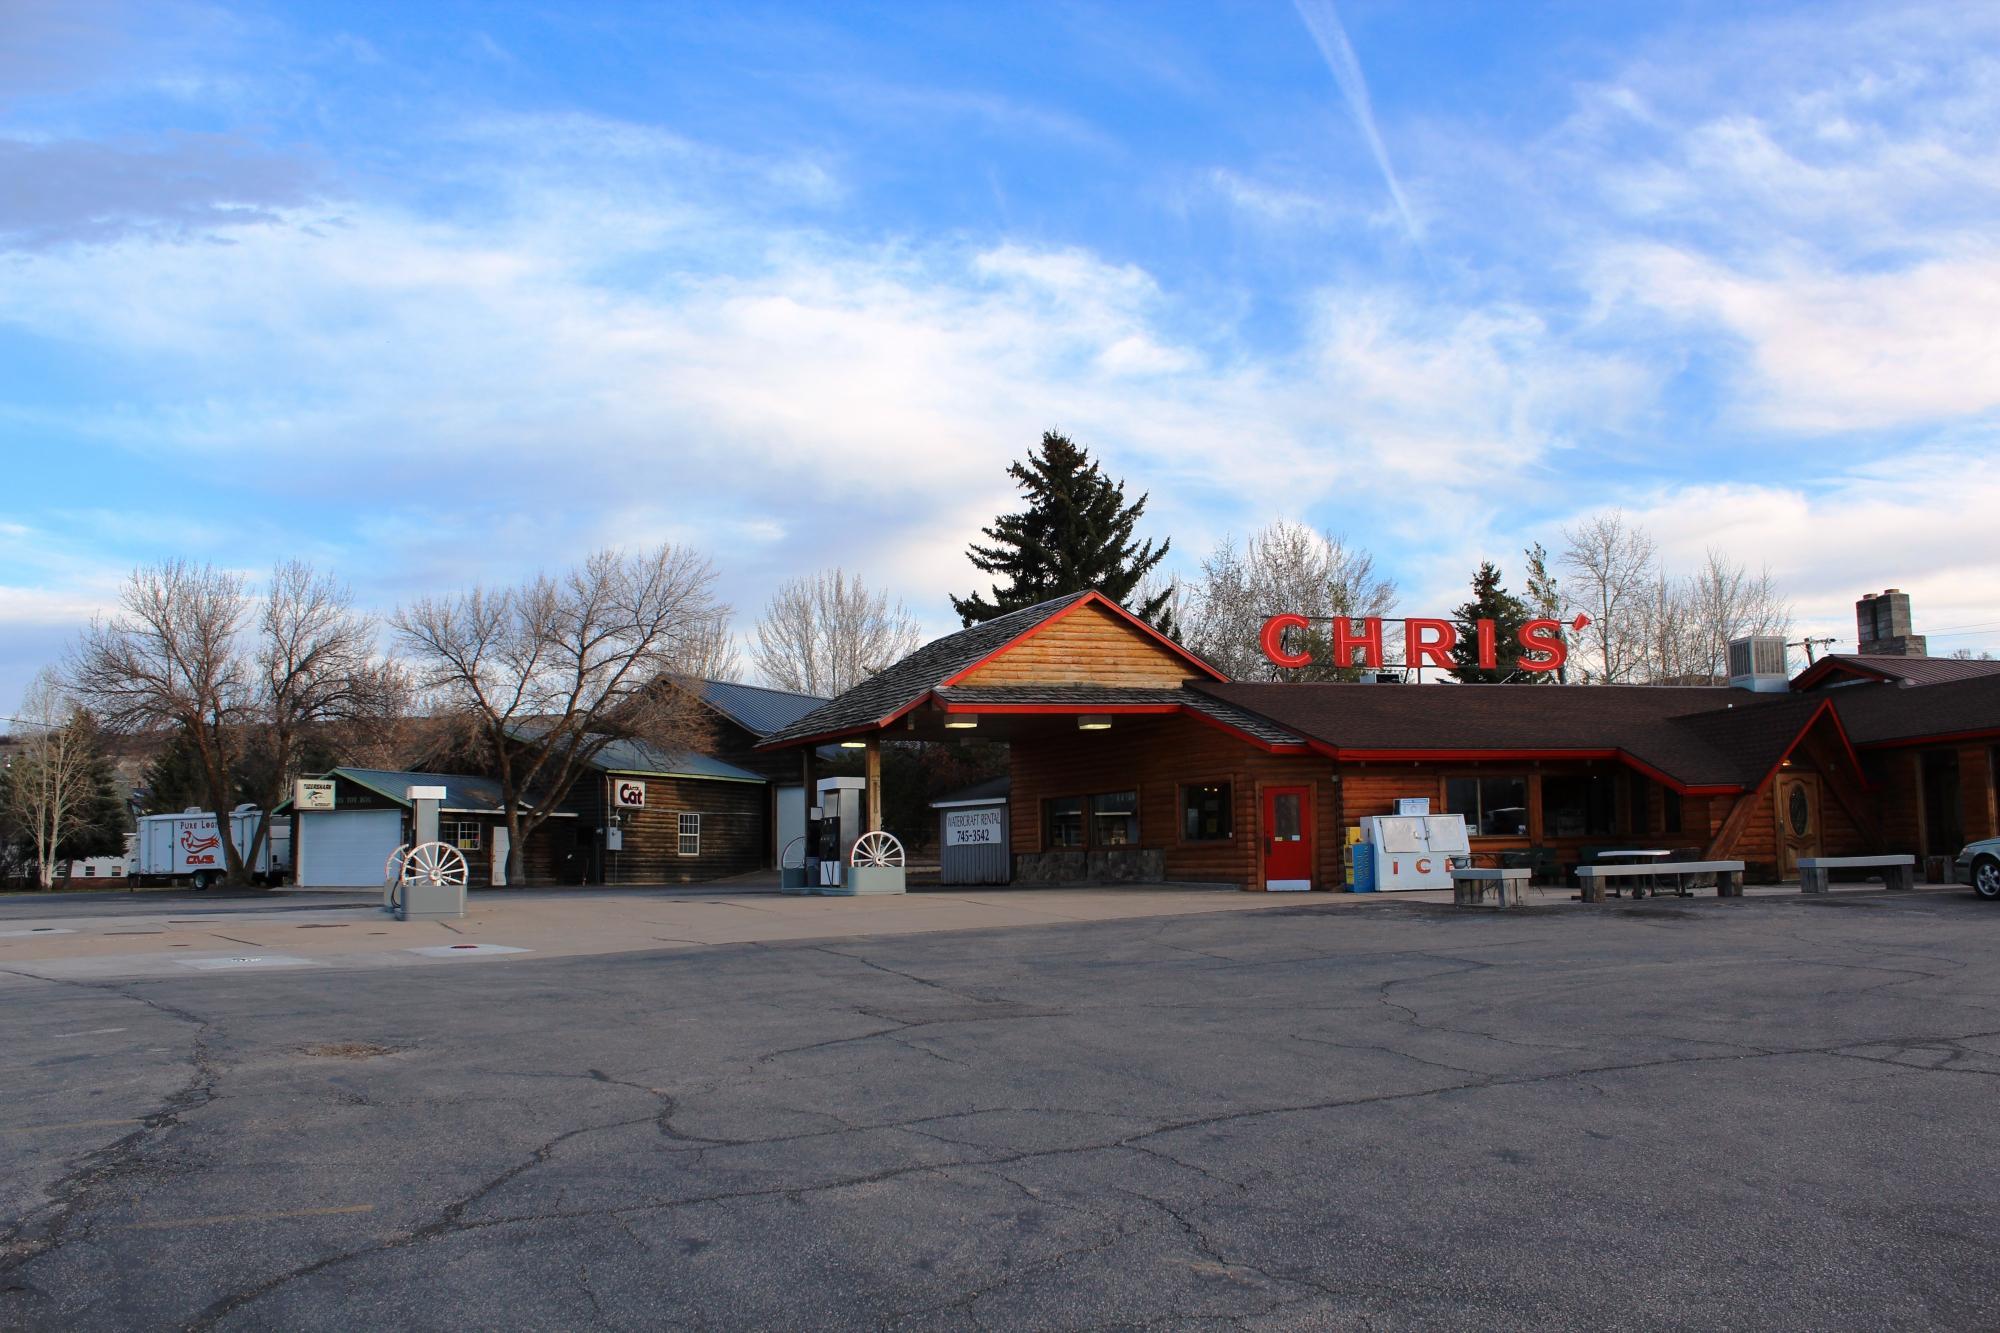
1259, 614, 1593, 674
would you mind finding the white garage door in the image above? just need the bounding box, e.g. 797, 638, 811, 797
298, 809, 403, 888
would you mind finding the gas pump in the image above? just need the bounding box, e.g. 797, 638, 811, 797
814, 777, 865, 888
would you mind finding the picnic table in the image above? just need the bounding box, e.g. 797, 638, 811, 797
1593, 849, 1678, 898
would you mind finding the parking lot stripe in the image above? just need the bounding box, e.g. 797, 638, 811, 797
113, 1204, 374, 1231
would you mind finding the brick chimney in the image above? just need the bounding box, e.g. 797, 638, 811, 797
1855, 589, 1927, 657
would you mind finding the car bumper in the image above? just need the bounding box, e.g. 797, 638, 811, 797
1955, 854, 1974, 884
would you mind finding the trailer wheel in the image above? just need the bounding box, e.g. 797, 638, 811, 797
190, 871, 215, 892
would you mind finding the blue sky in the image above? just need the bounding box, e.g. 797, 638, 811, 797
3, 0, 1998, 701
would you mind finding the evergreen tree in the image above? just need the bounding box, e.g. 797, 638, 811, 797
1522, 542, 1566, 683
0, 713, 127, 875
140, 730, 252, 814
58, 734, 129, 863
951, 432, 1174, 631
1449, 562, 1531, 684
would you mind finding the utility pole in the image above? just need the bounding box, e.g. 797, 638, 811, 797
1788, 636, 1837, 664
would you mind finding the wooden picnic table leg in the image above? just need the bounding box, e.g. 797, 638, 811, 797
1717, 870, 1741, 898
1581, 875, 1604, 904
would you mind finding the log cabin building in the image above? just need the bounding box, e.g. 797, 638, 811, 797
759, 590, 2000, 888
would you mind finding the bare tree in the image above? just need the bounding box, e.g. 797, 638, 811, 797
69, 562, 255, 881
3, 674, 101, 888
1686, 550, 1791, 681
1636, 572, 1705, 684
676, 614, 744, 683
1560, 511, 1656, 683
751, 570, 923, 698
394, 544, 727, 884
69, 561, 403, 884
1181, 521, 1396, 680
239, 562, 405, 866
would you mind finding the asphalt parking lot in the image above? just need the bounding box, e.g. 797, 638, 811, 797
4, 888, 1998, 1330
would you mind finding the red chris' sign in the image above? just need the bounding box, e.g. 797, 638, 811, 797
1259, 614, 1591, 673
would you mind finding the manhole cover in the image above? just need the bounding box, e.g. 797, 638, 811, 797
299, 1042, 400, 1059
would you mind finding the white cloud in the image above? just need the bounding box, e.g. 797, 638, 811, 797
1544, 439, 2000, 655
1543, 4, 2000, 434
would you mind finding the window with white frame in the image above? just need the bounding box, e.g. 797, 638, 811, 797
678, 812, 701, 857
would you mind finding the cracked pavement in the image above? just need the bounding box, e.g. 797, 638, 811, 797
3, 890, 1999, 1329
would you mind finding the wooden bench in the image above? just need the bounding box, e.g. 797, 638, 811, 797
1796, 854, 1916, 894
1574, 860, 1745, 903
1453, 867, 1531, 908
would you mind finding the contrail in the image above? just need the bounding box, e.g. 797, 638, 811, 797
1291, 0, 1422, 246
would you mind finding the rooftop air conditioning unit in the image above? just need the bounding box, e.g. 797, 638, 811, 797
1727, 636, 1790, 692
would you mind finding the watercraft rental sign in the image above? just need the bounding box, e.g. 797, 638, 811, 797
1258, 614, 1594, 673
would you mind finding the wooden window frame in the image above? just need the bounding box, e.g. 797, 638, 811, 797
1176, 779, 1235, 846
677, 812, 701, 857
1440, 770, 1532, 840
1044, 796, 1086, 852
1088, 789, 1141, 849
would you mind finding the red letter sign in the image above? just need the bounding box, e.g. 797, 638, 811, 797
1403, 618, 1456, 670
1259, 614, 1313, 669
1333, 616, 1385, 669
1476, 619, 1498, 670
1517, 620, 1568, 673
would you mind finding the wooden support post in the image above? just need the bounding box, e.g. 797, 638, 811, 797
865, 736, 882, 833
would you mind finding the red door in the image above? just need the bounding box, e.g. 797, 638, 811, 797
1262, 786, 1313, 891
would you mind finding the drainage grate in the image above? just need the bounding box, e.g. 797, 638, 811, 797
0, 927, 77, 937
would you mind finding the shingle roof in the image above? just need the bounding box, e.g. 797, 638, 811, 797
1831, 673, 2000, 745
321, 768, 520, 815
585, 737, 765, 783
697, 679, 828, 737
758, 592, 1095, 747
1801, 654, 2000, 689
1194, 682, 1831, 789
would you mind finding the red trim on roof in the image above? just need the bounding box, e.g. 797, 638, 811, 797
1814, 699, 1873, 789
1177, 704, 1313, 754
939, 591, 1228, 688
1790, 658, 1894, 691
936, 702, 1182, 716
933, 697, 1311, 754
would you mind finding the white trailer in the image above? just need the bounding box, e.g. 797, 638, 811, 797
135, 806, 291, 890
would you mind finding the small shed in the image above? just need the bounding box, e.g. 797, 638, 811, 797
931, 777, 1010, 885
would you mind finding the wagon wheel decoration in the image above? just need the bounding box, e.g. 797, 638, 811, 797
399, 840, 470, 888
781, 837, 808, 870
385, 844, 412, 889
849, 831, 905, 869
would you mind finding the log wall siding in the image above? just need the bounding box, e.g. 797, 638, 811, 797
959, 602, 1200, 687
1960, 743, 1999, 844
1007, 715, 1338, 887
570, 774, 767, 885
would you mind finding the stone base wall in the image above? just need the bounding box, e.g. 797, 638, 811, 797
1013, 847, 1167, 885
